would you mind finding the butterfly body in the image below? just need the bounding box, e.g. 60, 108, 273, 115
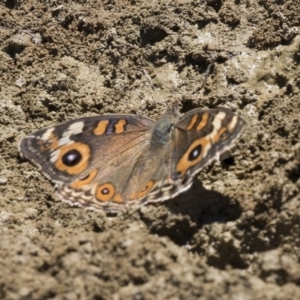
19, 106, 246, 213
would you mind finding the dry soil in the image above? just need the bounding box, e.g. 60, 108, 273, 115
0, 1, 300, 299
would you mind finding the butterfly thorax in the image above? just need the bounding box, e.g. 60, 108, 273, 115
150, 108, 179, 146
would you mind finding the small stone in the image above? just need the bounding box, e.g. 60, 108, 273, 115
0, 177, 7, 185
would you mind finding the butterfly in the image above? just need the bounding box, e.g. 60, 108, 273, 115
19, 106, 246, 213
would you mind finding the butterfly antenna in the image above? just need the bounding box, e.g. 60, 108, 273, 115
143, 69, 156, 91
192, 54, 217, 94
142, 69, 169, 110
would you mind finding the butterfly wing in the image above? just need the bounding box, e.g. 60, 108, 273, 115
19, 114, 156, 212
170, 107, 246, 193
121, 107, 246, 206
19, 108, 246, 212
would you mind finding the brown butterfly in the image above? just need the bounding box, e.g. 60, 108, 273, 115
19, 106, 246, 213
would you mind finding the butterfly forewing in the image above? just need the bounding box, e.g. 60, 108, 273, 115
172, 108, 246, 184
19, 114, 155, 183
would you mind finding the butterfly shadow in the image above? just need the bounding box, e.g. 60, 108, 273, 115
138, 180, 243, 246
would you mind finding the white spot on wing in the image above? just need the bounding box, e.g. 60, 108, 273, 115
228, 115, 238, 131
63, 122, 84, 137
207, 111, 226, 139
50, 149, 59, 163
57, 122, 84, 146
202, 138, 211, 158
59, 136, 74, 146
41, 128, 55, 141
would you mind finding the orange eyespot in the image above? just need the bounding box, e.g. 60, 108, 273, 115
70, 170, 98, 189
55, 143, 90, 175
130, 180, 155, 200
95, 183, 115, 202
176, 137, 210, 176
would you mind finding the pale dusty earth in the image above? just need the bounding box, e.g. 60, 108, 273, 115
0, 1, 300, 299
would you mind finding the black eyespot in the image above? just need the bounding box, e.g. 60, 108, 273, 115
188, 145, 202, 161
101, 188, 109, 195
62, 149, 82, 166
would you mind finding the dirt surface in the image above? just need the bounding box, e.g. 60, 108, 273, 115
1, 1, 300, 299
